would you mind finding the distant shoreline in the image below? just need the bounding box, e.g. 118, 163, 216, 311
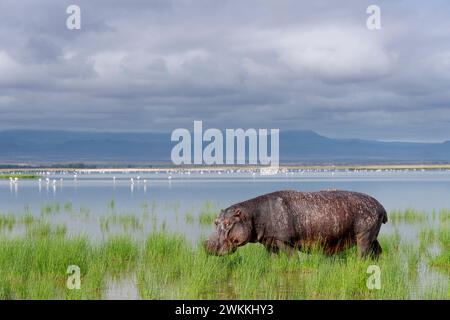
1, 164, 450, 173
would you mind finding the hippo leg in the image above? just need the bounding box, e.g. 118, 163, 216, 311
369, 239, 382, 258
265, 244, 279, 254
356, 230, 382, 259
356, 233, 371, 258
264, 240, 295, 256
324, 238, 353, 255
276, 241, 296, 256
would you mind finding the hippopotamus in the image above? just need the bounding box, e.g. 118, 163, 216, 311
204, 190, 387, 258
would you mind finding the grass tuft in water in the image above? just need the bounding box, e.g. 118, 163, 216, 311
198, 212, 217, 225
0, 214, 16, 231
100, 214, 143, 233
389, 209, 428, 224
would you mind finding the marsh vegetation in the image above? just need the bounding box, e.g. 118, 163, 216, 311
0, 203, 448, 299
0, 174, 40, 180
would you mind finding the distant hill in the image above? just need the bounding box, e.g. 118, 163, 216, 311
280, 130, 450, 163
0, 129, 449, 165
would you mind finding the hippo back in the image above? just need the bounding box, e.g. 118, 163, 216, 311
238, 190, 386, 242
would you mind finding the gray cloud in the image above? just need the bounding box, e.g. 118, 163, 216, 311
0, 0, 450, 142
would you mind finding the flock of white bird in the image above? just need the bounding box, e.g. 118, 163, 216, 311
5, 167, 444, 189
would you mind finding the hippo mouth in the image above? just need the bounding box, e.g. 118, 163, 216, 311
204, 233, 237, 256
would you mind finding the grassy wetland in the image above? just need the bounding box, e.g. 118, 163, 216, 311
0, 201, 448, 300
0, 174, 39, 180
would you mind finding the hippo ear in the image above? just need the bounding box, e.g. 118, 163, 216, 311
233, 208, 242, 217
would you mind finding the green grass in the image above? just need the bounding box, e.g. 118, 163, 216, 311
420, 223, 449, 275
25, 221, 67, 238
100, 214, 143, 232
184, 213, 195, 224
182, 201, 219, 226
40, 203, 61, 215
0, 214, 16, 231
198, 212, 217, 225
0, 229, 446, 300
64, 202, 73, 213
0, 235, 138, 299
136, 232, 433, 299
430, 251, 450, 275
0, 204, 448, 300
79, 206, 91, 218
108, 200, 116, 211
198, 201, 218, 225
389, 208, 428, 224
439, 209, 450, 223
20, 213, 36, 227
0, 174, 39, 180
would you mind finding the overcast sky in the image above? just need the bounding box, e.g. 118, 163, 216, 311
0, 0, 449, 142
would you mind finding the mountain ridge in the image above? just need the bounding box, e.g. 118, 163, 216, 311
0, 129, 449, 164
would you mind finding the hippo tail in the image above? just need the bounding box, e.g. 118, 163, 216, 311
381, 207, 388, 224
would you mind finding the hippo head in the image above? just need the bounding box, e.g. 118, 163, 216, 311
204, 206, 252, 256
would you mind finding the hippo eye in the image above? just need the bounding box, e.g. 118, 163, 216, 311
214, 219, 219, 226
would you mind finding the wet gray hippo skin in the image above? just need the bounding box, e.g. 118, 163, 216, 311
205, 190, 387, 258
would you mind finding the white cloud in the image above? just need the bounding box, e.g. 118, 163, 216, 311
276, 27, 392, 82
91, 51, 127, 78
0, 51, 21, 78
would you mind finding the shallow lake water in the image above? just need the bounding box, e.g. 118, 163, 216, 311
1, 169, 450, 241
